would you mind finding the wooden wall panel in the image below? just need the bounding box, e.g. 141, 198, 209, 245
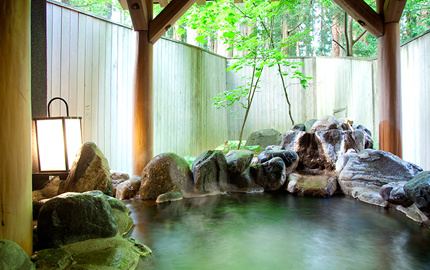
401, 31, 430, 170
47, 2, 133, 173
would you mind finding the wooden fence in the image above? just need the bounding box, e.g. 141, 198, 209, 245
46, 1, 134, 173
46, 2, 430, 173
226, 57, 376, 141
401, 30, 430, 170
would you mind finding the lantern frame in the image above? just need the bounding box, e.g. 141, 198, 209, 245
33, 97, 82, 174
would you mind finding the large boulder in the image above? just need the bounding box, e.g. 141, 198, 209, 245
37, 191, 119, 249
338, 149, 422, 207
310, 115, 343, 133
33, 176, 62, 202
404, 171, 430, 217
379, 181, 413, 207
244, 128, 282, 150
139, 153, 193, 200
31, 236, 152, 270
225, 150, 254, 188
281, 127, 369, 173
225, 150, 254, 175
287, 173, 338, 197
257, 150, 299, 171
335, 149, 357, 173
250, 157, 287, 191
192, 150, 229, 193
58, 142, 113, 196
0, 239, 34, 270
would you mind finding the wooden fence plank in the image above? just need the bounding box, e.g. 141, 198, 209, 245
60, 8, 70, 117
51, 4, 62, 116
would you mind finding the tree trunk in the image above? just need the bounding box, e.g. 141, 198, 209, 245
331, 16, 340, 56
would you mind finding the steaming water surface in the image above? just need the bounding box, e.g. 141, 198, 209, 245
126, 193, 430, 270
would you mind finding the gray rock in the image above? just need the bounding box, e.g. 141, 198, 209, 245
265, 145, 280, 151
0, 239, 34, 270
257, 150, 299, 171
315, 129, 365, 169
110, 170, 130, 180
31, 248, 73, 269
139, 153, 194, 200
280, 131, 306, 152
335, 149, 357, 173
32, 176, 62, 202
58, 142, 113, 196
280, 129, 366, 173
338, 149, 422, 206
287, 173, 338, 197
380, 181, 413, 207
115, 180, 136, 200
156, 191, 184, 203
129, 175, 142, 191
395, 204, 430, 226
225, 150, 254, 175
404, 171, 430, 217
104, 195, 134, 237
37, 190, 118, 249
62, 235, 151, 269
356, 124, 372, 137
304, 119, 317, 133
310, 115, 342, 133
291, 123, 305, 131
250, 157, 287, 191
244, 128, 282, 150
225, 150, 254, 189
229, 167, 252, 188
192, 150, 229, 193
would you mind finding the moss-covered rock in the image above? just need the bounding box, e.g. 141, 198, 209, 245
0, 239, 34, 270
37, 191, 118, 249
287, 173, 338, 197
58, 142, 113, 196
192, 150, 228, 193
139, 153, 193, 200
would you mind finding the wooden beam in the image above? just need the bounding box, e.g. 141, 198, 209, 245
383, 0, 406, 23
149, 0, 197, 43
378, 22, 402, 157
332, 0, 384, 37
159, 0, 169, 7
127, 0, 150, 30
0, 0, 33, 255
196, 0, 206, 5
234, 0, 243, 3
118, 0, 129, 10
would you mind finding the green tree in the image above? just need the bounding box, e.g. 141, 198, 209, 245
184, 0, 311, 147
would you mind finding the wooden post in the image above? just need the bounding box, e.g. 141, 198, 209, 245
0, 0, 33, 255
132, 30, 154, 175
377, 22, 402, 157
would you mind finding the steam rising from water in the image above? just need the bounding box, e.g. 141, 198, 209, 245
126, 193, 430, 270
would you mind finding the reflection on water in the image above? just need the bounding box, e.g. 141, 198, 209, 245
125, 193, 430, 270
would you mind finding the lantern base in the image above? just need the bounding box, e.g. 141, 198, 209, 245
32, 172, 68, 190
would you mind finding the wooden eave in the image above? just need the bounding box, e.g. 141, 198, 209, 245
332, 0, 384, 37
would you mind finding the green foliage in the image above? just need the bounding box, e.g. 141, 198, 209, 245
184, 155, 196, 168
215, 141, 260, 155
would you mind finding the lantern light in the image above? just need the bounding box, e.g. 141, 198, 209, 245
34, 97, 82, 173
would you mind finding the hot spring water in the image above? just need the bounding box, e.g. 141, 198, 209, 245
126, 193, 430, 270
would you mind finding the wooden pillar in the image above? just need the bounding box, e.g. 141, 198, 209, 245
377, 22, 402, 157
132, 31, 154, 175
0, 0, 33, 255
